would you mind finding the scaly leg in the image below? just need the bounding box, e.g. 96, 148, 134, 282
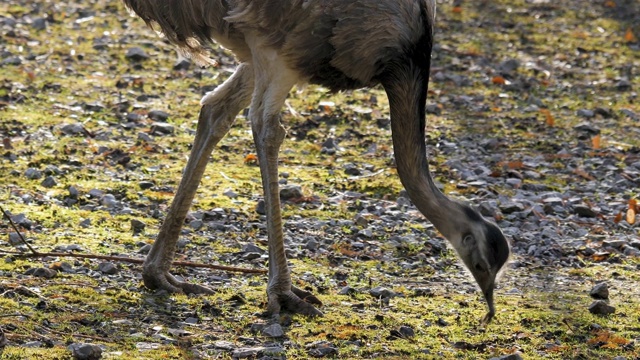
143, 64, 254, 294
248, 43, 322, 317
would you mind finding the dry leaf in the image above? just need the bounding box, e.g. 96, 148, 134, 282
540, 109, 554, 126
492, 76, 506, 85
244, 154, 258, 163
613, 212, 623, 223
604, 0, 616, 7
591, 134, 601, 149
624, 27, 637, 42
452, 6, 463, 13
627, 208, 636, 225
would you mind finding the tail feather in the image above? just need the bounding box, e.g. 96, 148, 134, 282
122, 0, 228, 65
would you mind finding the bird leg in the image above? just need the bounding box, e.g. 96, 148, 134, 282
249, 46, 322, 318
142, 64, 253, 294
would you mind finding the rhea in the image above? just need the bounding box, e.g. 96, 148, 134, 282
122, 0, 510, 323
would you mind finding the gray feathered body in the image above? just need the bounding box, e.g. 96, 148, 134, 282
123, 0, 435, 90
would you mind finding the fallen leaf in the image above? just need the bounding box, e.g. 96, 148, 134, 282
613, 212, 623, 223
540, 109, 554, 126
591, 134, 601, 149
604, 0, 616, 7
626, 208, 636, 225
624, 27, 637, 42
452, 6, 463, 13
492, 76, 506, 85
244, 153, 258, 163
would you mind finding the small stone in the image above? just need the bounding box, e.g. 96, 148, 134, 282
32, 18, 47, 31
343, 163, 361, 176
138, 181, 154, 190
173, 57, 191, 70
603, 239, 626, 249
68, 186, 79, 199
574, 205, 597, 218
305, 238, 318, 251
138, 244, 152, 254
280, 185, 303, 200
573, 122, 600, 135
189, 219, 203, 230
489, 354, 524, 360
615, 79, 632, 91
101, 194, 118, 207
499, 202, 525, 214
68, 342, 103, 360
589, 283, 609, 300
131, 219, 146, 234
242, 243, 264, 254
223, 188, 238, 198
1, 57, 21, 66
148, 110, 170, 122
41, 176, 57, 188
29, 267, 57, 279
576, 109, 595, 118
232, 347, 264, 359
25, 168, 42, 180
621, 108, 638, 120
306, 341, 339, 358
61, 123, 86, 135
321, 138, 336, 149
398, 325, 415, 338
262, 323, 284, 338
151, 122, 174, 135
8, 232, 22, 245
255, 199, 266, 215
88, 189, 104, 198
369, 286, 395, 299
338, 286, 356, 295
125, 47, 149, 61
588, 300, 615, 315
355, 214, 368, 226
97, 262, 118, 275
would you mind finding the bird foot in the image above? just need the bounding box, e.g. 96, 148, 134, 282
142, 269, 214, 295
266, 286, 323, 318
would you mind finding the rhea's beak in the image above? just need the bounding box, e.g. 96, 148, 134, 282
481, 281, 495, 324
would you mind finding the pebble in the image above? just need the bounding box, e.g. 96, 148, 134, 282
25, 168, 42, 179
369, 286, 396, 299
489, 354, 524, 360
151, 122, 174, 135
588, 300, 615, 315
97, 262, 118, 275
125, 47, 149, 61
306, 341, 339, 358
280, 185, 303, 200
27, 267, 57, 279
262, 323, 284, 338
68, 343, 103, 360
589, 283, 609, 300
61, 123, 87, 135
574, 205, 597, 218
131, 219, 146, 234
8, 232, 22, 245
41, 176, 57, 188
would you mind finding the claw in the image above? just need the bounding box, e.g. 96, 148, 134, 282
142, 269, 214, 295
267, 289, 323, 318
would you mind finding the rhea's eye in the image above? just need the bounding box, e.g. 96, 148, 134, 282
463, 234, 476, 247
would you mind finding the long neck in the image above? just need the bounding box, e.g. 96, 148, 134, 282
382, 61, 464, 242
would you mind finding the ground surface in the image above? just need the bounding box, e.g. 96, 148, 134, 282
1, 0, 639, 359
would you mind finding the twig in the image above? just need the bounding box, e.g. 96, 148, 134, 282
0, 205, 38, 255
347, 169, 385, 181
0, 250, 267, 274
